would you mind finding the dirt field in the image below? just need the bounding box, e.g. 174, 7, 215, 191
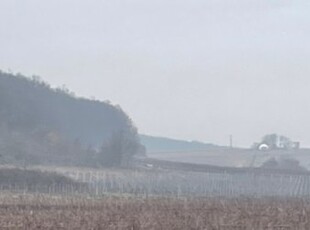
0, 193, 309, 229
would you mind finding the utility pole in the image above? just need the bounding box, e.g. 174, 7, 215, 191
230, 135, 233, 149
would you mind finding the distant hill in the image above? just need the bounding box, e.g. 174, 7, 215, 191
0, 71, 142, 167
140, 135, 221, 153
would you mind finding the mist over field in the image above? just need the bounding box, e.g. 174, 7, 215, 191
1, 1, 310, 229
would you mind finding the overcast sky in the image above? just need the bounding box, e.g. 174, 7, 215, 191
1, 0, 310, 147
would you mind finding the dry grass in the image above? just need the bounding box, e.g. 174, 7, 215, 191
0, 194, 309, 229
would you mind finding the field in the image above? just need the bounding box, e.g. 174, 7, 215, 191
1, 165, 310, 198
1, 165, 310, 229
148, 149, 310, 169
0, 193, 309, 229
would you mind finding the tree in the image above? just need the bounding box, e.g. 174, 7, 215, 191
260, 157, 306, 171
261, 134, 278, 149
278, 135, 291, 149
260, 134, 292, 150
99, 128, 143, 167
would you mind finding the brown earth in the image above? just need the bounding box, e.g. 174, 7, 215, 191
0, 194, 309, 229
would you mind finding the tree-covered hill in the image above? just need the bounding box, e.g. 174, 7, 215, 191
0, 71, 143, 167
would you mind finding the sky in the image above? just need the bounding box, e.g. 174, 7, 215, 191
0, 0, 310, 147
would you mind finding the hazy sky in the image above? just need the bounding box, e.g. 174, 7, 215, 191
1, 0, 310, 147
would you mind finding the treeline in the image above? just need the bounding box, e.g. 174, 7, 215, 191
0, 71, 145, 167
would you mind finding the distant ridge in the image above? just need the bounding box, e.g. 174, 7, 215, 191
140, 134, 221, 153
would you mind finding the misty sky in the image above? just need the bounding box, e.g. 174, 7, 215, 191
1, 0, 310, 147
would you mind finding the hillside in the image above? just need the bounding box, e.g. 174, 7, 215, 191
147, 147, 310, 170
140, 134, 221, 153
0, 71, 143, 167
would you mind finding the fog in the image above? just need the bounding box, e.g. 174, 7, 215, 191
1, 0, 309, 147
